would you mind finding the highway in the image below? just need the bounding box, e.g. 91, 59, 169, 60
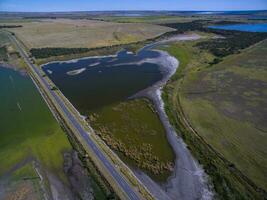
9, 33, 143, 200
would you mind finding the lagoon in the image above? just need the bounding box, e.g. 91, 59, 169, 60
209, 23, 267, 32
42, 49, 165, 114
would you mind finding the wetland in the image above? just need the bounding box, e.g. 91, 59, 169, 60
42, 37, 213, 200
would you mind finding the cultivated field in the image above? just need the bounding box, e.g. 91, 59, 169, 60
4, 19, 173, 49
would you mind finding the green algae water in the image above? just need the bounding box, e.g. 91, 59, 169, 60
0, 66, 107, 200
0, 66, 71, 175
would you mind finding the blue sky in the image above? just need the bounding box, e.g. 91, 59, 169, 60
1, 0, 267, 12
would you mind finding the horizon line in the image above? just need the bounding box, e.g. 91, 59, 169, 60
0, 9, 267, 13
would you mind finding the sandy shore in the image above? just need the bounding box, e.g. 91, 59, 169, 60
0, 62, 27, 76
131, 34, 214, 200
66, 67, 86, 76
41, 53, 118, 67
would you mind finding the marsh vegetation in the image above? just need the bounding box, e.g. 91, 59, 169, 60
89, 99, 175, 182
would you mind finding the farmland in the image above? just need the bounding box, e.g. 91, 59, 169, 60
4, 19, 173, 49
162, 37, 267, 199
181, 40, 267, 190
96, 15, 198, 24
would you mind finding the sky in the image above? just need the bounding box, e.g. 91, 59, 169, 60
0, 0, 267, 12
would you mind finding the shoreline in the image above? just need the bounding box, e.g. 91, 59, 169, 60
40, 33, 214, 200
0, 62, 27, 76
40, 52, 119, 67
66, 67, 86, 76
40, 33, 201, 67
131, 48, 214, 200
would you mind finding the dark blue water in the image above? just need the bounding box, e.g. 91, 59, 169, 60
209, 23, 267, 32
42, 49, 163, 114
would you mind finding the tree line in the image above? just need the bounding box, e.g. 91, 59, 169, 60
30, 47, 92, 59
0, 25, 22, 29
163, 20, 267, 58
30, 20, 267, 60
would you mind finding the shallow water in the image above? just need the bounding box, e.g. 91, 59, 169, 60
0, 66, 106, 199
209, 23, 267, 32
42, 37, 214, 199
0, 66, 56, 137
42, 49, 163, 114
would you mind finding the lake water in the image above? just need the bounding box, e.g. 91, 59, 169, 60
209, 23, 267, 32
42, 49, 164, 114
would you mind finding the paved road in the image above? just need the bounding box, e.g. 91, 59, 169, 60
10, 34, 142, 200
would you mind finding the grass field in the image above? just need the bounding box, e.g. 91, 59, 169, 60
181, 40, 267, 189
97, 15, 197, 24
89, 98, 175, 182
0, 31, 10, 61
2, 19, 173, 49
162, 38, 267, 198
0, 46, 8, 61
0, 31, 27, 69
0, 31, 10, 44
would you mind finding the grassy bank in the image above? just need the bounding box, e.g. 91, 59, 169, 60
0, 31, 27, 69
161, 39, 267, 199
89, 98, 175, 182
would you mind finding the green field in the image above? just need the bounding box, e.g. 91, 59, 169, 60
0, 31, 10, 44
162, 38, 267, 199
0, 31, 10, 61
89, 98, 175, 182
0, 46, 8, 61
97, 15, 196, 24
181, 40, 267, 189
3, 19, 172, 49
0, 31, 27, 69
0, 67, 71, 179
